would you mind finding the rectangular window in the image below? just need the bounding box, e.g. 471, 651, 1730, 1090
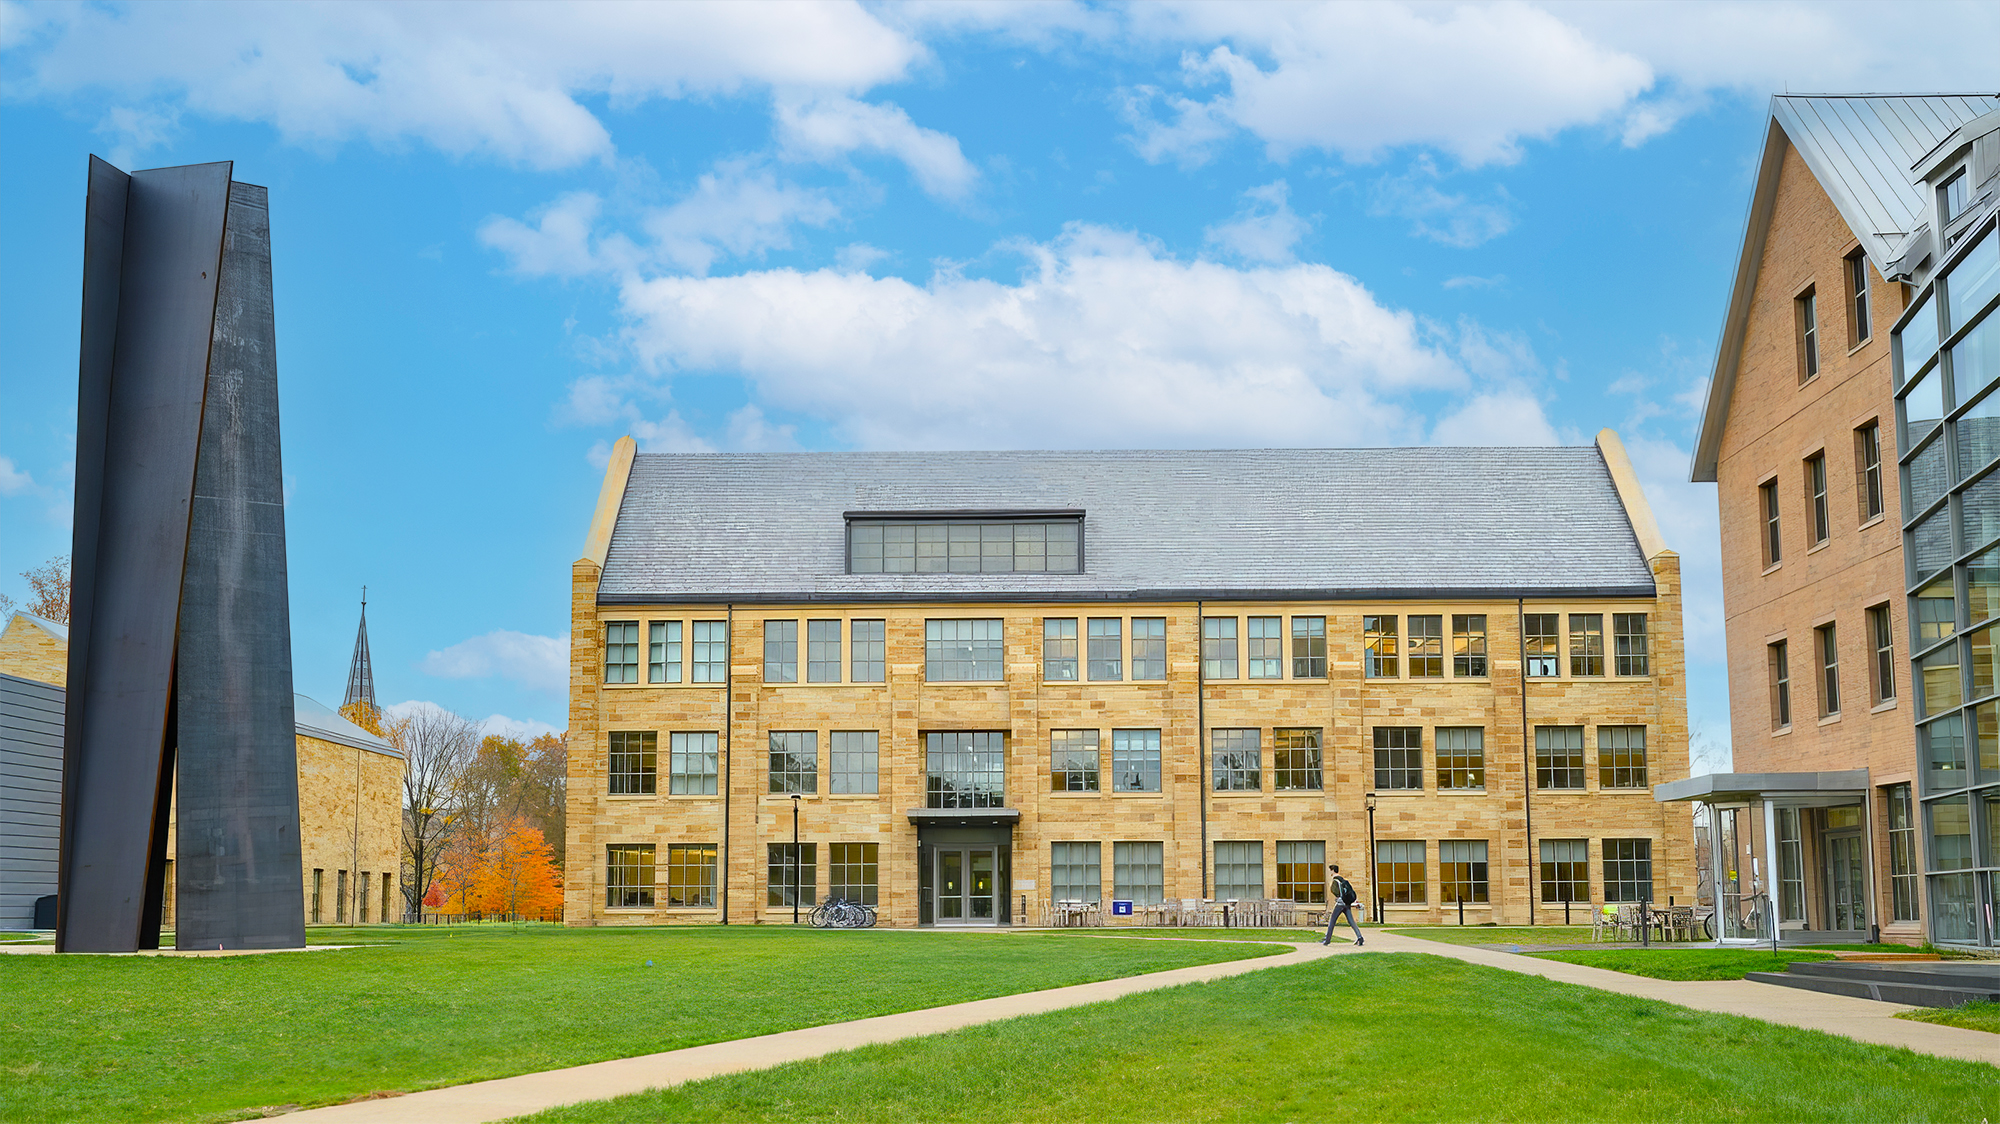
649, 621, 682, 683
1130, 617, 1167, 679
926, 619, 1004, 681
768, 730, 818, 794
384, 873, 394, 922
664, 844, 715, 907
1213, 841, 1264, 900
850, 620, 885, 683
669, 731, 720, 795
1452, 615, 1487, 677
829, 731, 879, 794
604, 621, 639, 684
1602, 839, 1653, 903
1817, 622, 1840, 716
1869, 604, 1896, 704
1939, 167, 1969, 226
829, 843, 879, 905
1439, 840, 1489, 904
1291, 616, 1327, 679
1112, 841, 1164, 905
1887, 784, 1919, 921
1246, 615, 1283, 678
691, 621, 728, 683
358, 872, 370, 923
1761, 481, 1782, 565
763, 620, 798, 684
1377, 841, 1425, 905
1050, 730, 1101, 792
311, 868, 323, 923
1110, 729, 1162, 793
608, 731, 658, 795
1276, 840, 1326, 904
1778, 807, 1804, 921
1613, 613, 1649, 676
1856, 422, 1884, 521
1568, 614, 1604, 677
1597, 726, 1647, 789
1272, 727, 1323, 791
767, 843, 816, 908
1848, 251, 1872, 346
1539, 839, 1588, 904
1535, 726, 1584, 790
1407, 614, 1444, 677
1211, 728, 1262, 792
1087, 618, 1124, 681
1524, 613, 1559, 677
1202, 617, 1238, 679
1798, 287, 1819, 381
607, 844, 656, 908
807, 620, 842, 683
1051, 841, 1102, 903
1806, 453, 1829, 545
335, 870, 349, 922
1373, 726, 1423, 791
1770, 640, 1792, 728
1044, 618, 1078, 681
925, 731, 1006, 808
1364, 615, 1398, 678
847, 517, 1081, 574
1435, 727, 1484, 790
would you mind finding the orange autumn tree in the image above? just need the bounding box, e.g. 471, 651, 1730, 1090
431, 830, 484, 917
470, 816, 562, 919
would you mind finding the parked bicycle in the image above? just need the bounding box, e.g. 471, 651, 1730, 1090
809, 897, 877, 928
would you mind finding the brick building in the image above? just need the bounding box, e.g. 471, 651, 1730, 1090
566, 431, 1693, 928
1679, 94, 2000, 947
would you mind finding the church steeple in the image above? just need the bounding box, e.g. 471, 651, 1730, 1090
343, 588, 378, 721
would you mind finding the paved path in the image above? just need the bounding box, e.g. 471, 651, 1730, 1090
280, 931, 1995, 1123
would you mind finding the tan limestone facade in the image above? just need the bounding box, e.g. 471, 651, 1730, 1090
0, 614, 68, 687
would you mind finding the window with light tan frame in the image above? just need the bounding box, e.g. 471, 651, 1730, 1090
1855, 422, 1884, 523
1796, 285, 1820, 382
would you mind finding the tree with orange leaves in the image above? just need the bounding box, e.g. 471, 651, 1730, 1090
470, 816, 562, 919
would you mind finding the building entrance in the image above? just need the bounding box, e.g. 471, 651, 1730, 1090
933, 847, 999, 925
1825, 832, 1865, 932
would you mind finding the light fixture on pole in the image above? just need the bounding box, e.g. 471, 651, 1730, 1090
791, 793, 802, 925
1364, 791, 1379, 925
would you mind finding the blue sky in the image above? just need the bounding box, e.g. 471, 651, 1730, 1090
2, 1, 1993, 755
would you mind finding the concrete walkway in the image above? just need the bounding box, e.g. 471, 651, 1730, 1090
279, 931, 1996, 1123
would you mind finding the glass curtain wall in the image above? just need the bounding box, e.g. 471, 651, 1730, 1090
1898, 214, 2000, 947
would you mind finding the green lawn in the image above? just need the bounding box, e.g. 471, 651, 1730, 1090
516, 953, 1997, 1123
0, 925, 1281, 1123
1898, 1000, 2000, 1035
1527, 948, 1839, 981
1387, 925, 1608, 946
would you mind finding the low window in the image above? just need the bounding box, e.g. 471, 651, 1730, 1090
1373, 727, 1422, 791
1364, 615, 1398, 678
1539, 839, 1588, 904
1130, 617, 1167, 680
1524, 613, 1559, 677
664, 844, 715, 907
1887, 785, 1919, 921
764, 620, 798, 684
1212, 728, 1261, 792
830, 843, 879, 905
1407, 614, 1444, 677
1535, 726, 1584, 790
649, 621, 682, 683
1452, 615, 1487, 677
1272, 728, 1323, 792
926, 619, 1004, 681
1050, 730, 1101, 792
1111, 729, 1162, 793
1377, 841, 1425, 904
1051, 841, 1101, 903
1088, 618, 1124, 681
608, 844, 656, 908
1602, 839, 1652, 903
1113, 841, 1164, 905
1247, 615, 1283, 678
1276, 840, 1326, 904
1613, 613, 1648, 676
807, 620, 842, 683
1440, 840, 1488, 904
1597, 726, 1647, 788
1435, 727, 1484, 790
1202, 617, 1239, 679
1214, 841, 1264, 900
604, 621, 640, 684
1568, 614, 1604, 677
830, 731, 879, 795
850, 620, 885, 683
609, 731, 657, 795
766, 843, 815, 908
669, 731, 719, 795
768, 731, 817, 794
1292, 616, 1327, 679
1044, 618, 1079, 681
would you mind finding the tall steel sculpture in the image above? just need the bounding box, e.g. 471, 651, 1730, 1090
58, 157, 303, 952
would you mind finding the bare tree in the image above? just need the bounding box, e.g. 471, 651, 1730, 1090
387, 703, 480, 922
21, 555, 69, 624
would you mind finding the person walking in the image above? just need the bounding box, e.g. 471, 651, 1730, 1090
1321, 865, 1364, 946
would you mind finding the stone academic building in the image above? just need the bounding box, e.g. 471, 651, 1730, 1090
566, 432, 1693, 927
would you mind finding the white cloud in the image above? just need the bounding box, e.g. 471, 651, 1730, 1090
1429, 389, 1561, 446
9, 1, 925, 168
0, 455, 36, 496
835, 242, 891, 273
476, 713, 563, 742
611, 222, 1541, 450
774, 94, 978, 199
420, 630, 567, 691
480, 192, 613, 278
1203, 180, 1310, 264
1370, 156, 1514, 248
1442, 274, 1506, 290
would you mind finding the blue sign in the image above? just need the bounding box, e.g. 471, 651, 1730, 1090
1110, 900, 1134, 916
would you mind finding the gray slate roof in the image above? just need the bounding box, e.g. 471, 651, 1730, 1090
600, 448, 1656, 604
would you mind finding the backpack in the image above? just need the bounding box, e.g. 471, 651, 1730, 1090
1334, 877, 1357, 906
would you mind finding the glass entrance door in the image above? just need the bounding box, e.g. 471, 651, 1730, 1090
1826, 834, 1865, 931
933, 847, 998, 925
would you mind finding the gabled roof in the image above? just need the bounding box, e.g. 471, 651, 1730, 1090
3, 611, 67, 641
292, 692, 401, 758
597, 435, 1664, 604
1691, 94, 2000, 483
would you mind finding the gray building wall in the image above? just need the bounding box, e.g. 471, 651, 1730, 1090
1, 672, 62, 928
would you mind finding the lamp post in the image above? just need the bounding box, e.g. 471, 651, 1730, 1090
1364, 791, 1379, 925
791, 793, 801, 925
